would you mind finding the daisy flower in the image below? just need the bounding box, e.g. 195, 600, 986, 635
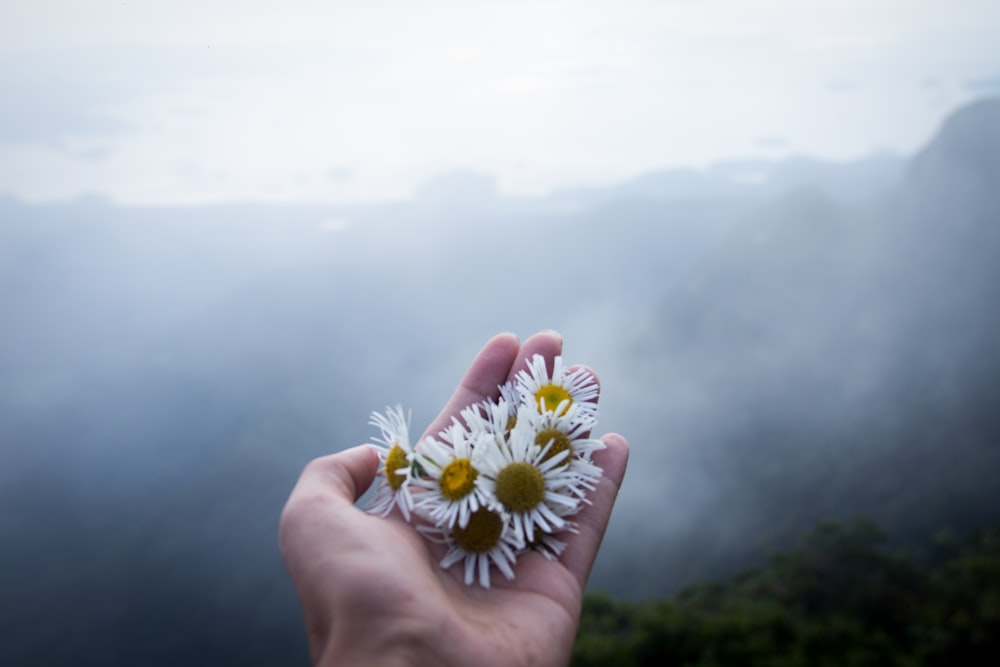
410, 421, 492, 529
419, 506, 522, 588
516, 354, 599, 417
520, 400, 606, 465
477, 420, 587, 544
363, 405, 415, 520
460, 394, 517, 444
518, 403, 606, 501
360, 348, 609, 586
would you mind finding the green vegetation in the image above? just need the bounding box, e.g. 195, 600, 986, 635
574, 519, 1000, 666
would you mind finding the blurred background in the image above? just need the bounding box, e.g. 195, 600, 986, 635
2, 2, 999, 665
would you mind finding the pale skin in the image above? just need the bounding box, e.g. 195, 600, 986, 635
278, 331, 630, 667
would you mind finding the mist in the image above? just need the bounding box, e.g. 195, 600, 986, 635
599, 98, 1000, 596
2, 98, 999, 665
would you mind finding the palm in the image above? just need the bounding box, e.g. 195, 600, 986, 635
324, 509, 582, 666
280, 332, 629, 667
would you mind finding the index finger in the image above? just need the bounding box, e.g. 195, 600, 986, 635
420, 330, 568, 440
420, 332, 522, 440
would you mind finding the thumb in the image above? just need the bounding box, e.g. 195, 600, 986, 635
317, 444, 382, 503
279, 445, 380, 554
277, 445, 382, 661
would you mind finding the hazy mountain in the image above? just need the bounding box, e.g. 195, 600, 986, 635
1, 98, 997, 664
590, 98, 1000, 598
548, 151, 905, 211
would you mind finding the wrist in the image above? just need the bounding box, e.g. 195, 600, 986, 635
316, 615, 435, 667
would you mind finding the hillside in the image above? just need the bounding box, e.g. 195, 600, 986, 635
591, 98, 1000, 597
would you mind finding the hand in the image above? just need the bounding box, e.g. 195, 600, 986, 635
278, 331, 630, 667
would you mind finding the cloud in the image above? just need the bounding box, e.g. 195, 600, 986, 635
68, 145, 115, 161
327, 166, 355, 182
826, 78, 858, 92
754, 135, 788, 149
319, 217, 350, 233
413, 169, 498, 206
964, 74, 1000, 92
0, 79, 131, 146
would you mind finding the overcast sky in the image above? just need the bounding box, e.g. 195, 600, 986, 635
1, 0, 998, 205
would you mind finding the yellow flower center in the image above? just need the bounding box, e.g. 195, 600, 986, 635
439, 458, 478, 500
385, 443, 409, 490
535, 428, 573, 466
495, 462, 546, 512
452, 508, 504, 553
535, 384, 572, 415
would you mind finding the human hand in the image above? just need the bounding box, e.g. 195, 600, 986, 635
278, 331, 630, 667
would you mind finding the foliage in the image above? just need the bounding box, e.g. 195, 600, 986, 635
574, 519, 1000, 666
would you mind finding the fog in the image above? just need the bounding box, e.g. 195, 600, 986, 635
2, 98, 999, 664
601, 98, 1000, 594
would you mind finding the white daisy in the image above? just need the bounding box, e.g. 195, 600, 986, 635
410, 421, 492, 529
516, 354, 599, 417
363, 405, 415, 520
419, 506, 522, 588
460, 394, 517, 445
496, 380, 522, 424
517, 402, 605, 501
361, 351, 609, 585
477, 420, 587, 544
520, 400, 605, 463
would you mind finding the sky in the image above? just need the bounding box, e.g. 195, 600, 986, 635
1, 0, 998, 205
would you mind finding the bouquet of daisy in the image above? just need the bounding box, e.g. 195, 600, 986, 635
363, 354, 605, 588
